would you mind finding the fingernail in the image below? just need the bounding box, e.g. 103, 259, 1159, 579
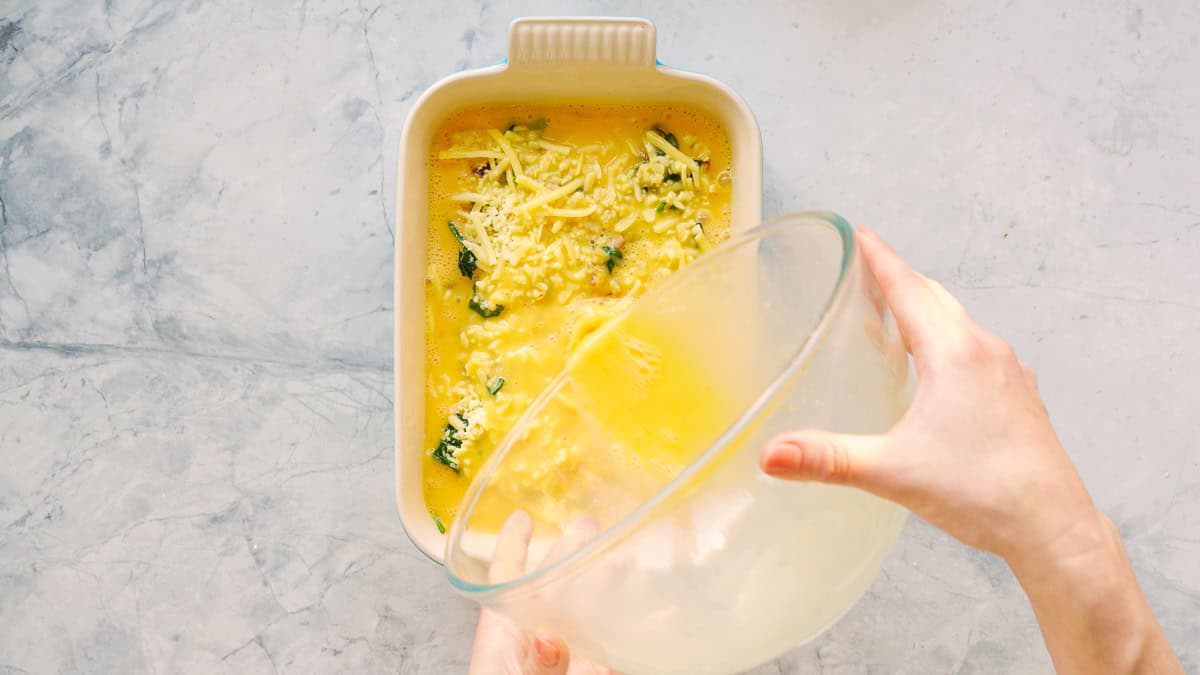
763, 441, 802, 475
534, 635, 560, 667
858, 227, 877, 240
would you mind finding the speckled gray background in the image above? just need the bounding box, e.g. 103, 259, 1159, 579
1, 1, 1197, 673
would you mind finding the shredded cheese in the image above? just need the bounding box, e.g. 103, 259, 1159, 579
515, 175, 547, 193
536, 139, 572, 154
645, 131, 696, 170
518, 177, 585, 213
439, 150, 505, 160
488, 129, 524, 177
547, 205, 597, 218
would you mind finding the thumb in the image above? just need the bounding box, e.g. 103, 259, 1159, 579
760, 430, 890, 493
521, 633, 570, 675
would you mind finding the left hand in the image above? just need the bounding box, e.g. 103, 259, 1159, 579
467, 511, 615, 675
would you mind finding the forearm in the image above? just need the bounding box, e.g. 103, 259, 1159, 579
1008, 510, 1182, 674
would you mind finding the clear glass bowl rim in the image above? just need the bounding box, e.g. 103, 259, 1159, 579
444, 210, 858, 597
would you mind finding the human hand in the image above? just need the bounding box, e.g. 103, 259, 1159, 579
467, 511, 615, 675
759, 227, 1099, 566
759, 228, 1185, 674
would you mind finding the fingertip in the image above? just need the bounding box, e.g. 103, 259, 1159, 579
760, 438, 803, 477
533, 633, 565, 669
572, 513, 601, 537
503, 509, 533, 535
491, 510, 535, 584
537, 512, 602, 569
855, 229, 896, 279
767, 431, 895, 496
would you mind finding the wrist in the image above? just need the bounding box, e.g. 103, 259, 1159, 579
1006, 511, 1164, 674
1003, 506, 1116, 583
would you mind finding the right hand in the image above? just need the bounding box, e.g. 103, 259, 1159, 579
760, 227, 1102, 566
761, 228, 1185, 675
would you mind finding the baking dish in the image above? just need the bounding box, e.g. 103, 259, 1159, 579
394, 16, 763, 562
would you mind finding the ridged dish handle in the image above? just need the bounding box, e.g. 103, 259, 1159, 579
507, 17, 657, 69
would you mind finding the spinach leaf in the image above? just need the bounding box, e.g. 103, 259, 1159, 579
469, 287, 504, 318
458, 247, 477, 278
450, 221, 478, 279
487, 377, 505, 396
651, 127, 679, 155
432, 415, 470, 473
432, 437, 460, 472
601, 245, 624, 274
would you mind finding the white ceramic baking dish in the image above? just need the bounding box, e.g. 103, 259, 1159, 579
394, 16, 763, 562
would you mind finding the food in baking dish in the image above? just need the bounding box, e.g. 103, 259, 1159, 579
422, 104, 733, 527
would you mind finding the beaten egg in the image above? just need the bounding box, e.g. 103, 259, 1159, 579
423, 105, 733, 528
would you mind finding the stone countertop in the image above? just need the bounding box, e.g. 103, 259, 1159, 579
1, 1, 1197, 672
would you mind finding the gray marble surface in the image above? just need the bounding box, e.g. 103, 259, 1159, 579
1, 0, 1197, 672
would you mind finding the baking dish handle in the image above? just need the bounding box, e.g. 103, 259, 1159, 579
507, 17, 657, 69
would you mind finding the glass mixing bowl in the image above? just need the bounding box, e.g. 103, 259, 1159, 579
444, 212, 911, 674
